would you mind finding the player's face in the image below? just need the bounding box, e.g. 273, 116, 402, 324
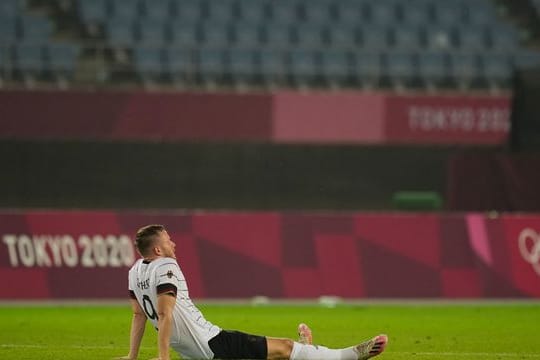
156, 230, 176, 259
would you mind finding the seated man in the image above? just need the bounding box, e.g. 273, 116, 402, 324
116, 224, 388, 360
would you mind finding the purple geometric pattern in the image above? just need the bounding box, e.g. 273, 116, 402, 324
1, 211, 539, 299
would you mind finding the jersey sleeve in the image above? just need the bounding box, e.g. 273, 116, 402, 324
155, 261, 182, 296
128, 266, 136, 298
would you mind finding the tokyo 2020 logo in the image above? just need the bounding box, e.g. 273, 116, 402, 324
518, 228, 540, 276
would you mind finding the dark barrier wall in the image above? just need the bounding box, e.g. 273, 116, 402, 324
510, 66, 540, 151
1, 210, 539, 299
0, 141, 448, 210
448, 151, 540, 211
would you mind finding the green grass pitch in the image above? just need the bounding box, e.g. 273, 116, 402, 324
1, 302, 539, 359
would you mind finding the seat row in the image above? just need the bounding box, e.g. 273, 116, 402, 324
130, 46, 540, 88
0, 43, 80, 75
533, 0, 540, 14
0, 15, 53, 44
77, 0, 500, 27
105, 20, 520, 52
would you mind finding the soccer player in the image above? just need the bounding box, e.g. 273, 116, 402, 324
116, 224, 388, 360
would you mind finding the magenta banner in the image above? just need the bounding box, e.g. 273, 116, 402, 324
0, 90, 511, 145
384, 94, 511, 144
1, 211, 539, 299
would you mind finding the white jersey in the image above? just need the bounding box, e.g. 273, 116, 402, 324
128, 257, 221, 359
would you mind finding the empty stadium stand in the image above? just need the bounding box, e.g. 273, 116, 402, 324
0, 0, 80, 88
0, 0, 539, 90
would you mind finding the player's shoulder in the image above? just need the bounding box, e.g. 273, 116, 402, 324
128, 258, 144, 272
151, 257, 180, 271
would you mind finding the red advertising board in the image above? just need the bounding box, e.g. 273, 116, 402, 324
384, 94, 511, 144
0, 90, 512, 145
0, 90, 273, 141
2, 211, 539, 300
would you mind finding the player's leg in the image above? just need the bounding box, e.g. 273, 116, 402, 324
266, 334, 388, 360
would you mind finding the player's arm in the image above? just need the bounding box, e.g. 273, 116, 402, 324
156, 291, 176, 360
115, 298, 147, 360
127, 298, 147, 359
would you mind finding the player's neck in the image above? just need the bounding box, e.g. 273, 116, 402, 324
143, 255, 160, 262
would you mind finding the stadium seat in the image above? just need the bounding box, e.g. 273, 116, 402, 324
392, 25, 423, 49
359, 25, 390, 49
384, 51, 418, 87
400, 3, 432, 26
300, 1, 334, 24
424, 26, 456, 50
237, 0, 268, 23
231, 22, 262, 47
320, 50, 352, 85
76, 0, 107, 36
270, 1, 300, 24
287, 49, 319, 86
450, 53, 480, 88
76, 0, 107, 24
45, 43, 80, 75
366, 2, 398, 25
169, 23, 199, 47
196, 48, 227, 84
262, 23, 293, 48
456, 26, 489, 51
171, 0, 204, 22
133, 46, 164, 80
335, 2, 364, 26
164, 47, 193, 83
432, 2, 464, 26
0, 45, 11, 79
0, 0, 20, 18
464, 1, 498, 26
293, 24, 327, 48
109, 0, 141, 21
206, 0, 237, 24
141, 0, 171, 20
327, 25, 359, 49
19, 15, 53, 43
418, 51, 449, 87
14, 44, 44, 74
487, 26, 520, 51
200, 23, 231, 47
0, 18, 17, 43
227, 48, 258, 83
257, 49, 286, 85
138, 20, 168, 46
352, 51, 382, 86
481, 54, 513, 87
106, 19, 136, 47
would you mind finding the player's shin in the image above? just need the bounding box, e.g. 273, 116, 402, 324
289, 342, 358, 360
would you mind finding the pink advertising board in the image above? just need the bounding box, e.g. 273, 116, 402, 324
1, 211, 538, 299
